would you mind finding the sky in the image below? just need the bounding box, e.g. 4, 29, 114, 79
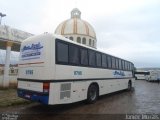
0, 0, 160, 68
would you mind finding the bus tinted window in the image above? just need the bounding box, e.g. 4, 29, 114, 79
69, 45, 79, 65
125, 61, 128, 70
107, 56, 112, 68
96, 53, 102, 67
115, 58, 119, 69
80, 48, 88, 66
56, 39, 133, 71
57, 42, 68, 63
89, 50, 96, 67
127, 62, 130, 70
112, 57, 116, 69
119, 59, 122, 69
102, 54, 107, 68
122, 60, 125, 70
130, 63, 132, 70
131, 64, 133, 70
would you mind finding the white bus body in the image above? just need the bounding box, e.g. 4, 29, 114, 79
17, 33, 135, 105
135, 75, 146, 80
135, 71, 149, 80
146, 70, 160, 81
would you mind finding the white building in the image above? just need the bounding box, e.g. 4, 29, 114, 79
0, 25, 33, 87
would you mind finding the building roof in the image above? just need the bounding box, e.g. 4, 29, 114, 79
55, 8, 96, 40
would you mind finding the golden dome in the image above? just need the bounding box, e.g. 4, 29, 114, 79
55, 8, 97, 48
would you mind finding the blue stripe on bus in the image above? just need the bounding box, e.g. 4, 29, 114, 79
17, 89, 49, 104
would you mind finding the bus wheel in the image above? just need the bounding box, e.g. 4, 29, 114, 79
87, 84, 98, 104
128, 81, 132, 91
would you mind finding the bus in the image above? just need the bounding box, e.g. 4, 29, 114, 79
146, 70, 160, 81
17, 33, 135, 105
135, 71, 150, 80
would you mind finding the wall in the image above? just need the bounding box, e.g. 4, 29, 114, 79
0, 66, 18, 87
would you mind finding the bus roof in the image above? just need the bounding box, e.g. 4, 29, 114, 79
23, 32, 134, 65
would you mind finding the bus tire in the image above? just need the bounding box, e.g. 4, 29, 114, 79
87, 84, 98, 104
128, 80, 132, 91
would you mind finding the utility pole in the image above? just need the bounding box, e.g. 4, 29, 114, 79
0, 12, 6, 25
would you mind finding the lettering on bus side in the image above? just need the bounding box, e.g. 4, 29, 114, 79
21, 42, 43, 60
22, 42, 43, 52
113, 70, 125, 77
74, 71, 82, 76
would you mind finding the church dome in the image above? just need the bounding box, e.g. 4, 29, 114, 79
55, 8, 97, 48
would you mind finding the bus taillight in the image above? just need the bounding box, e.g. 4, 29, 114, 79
43, 83, 50, 93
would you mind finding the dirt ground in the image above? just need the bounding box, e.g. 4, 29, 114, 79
0, 88, 31, 107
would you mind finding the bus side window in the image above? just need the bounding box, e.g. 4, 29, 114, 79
129, 63, 132, 71
69, 45, 80, 65
115, 58, 119, 69
88, 50, 96, 67
125, 61, 128, 70
107, 56, 112, 69
127, 62, 130, 71
56, 42, 69, 64
119, 59, 122, 70
112, 57, 116, 69
80, 48, 88, 66
102, 54, 107, 68
122, 60, 125, 70
96, 52, 102, 67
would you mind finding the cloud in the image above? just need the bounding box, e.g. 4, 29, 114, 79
0, 0, 160, 68
92, 1, 160, 68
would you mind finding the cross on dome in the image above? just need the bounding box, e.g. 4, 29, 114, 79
71, 8, 81, 19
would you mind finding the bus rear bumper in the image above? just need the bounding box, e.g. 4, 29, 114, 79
17, 89, 49, 104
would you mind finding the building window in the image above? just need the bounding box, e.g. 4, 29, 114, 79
69, 36, 73, 41
93, 40, 94, 47
77, 37, 81, 43
57, 42, 68, 63
89, 39, 92, 46
82, 38, 86, 44
10, 68, 14, 74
